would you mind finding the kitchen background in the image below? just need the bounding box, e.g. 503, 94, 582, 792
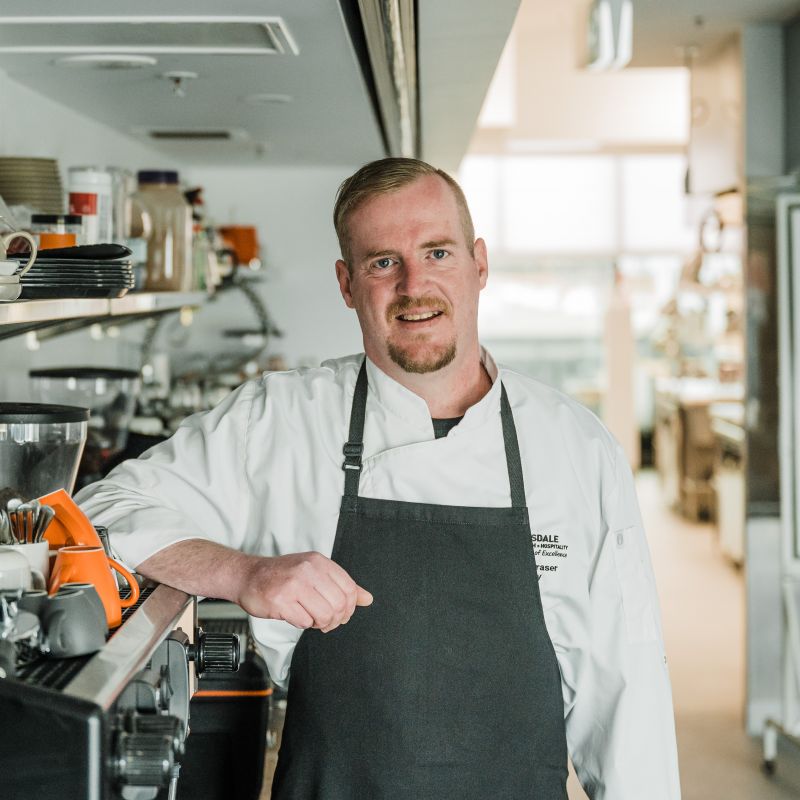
2, 1, 800, 798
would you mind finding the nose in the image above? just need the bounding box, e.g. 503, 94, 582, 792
395, 257, 428, 297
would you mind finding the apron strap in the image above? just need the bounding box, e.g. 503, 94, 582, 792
500, 383, 526, 508
342, 359, 369, 497
342, 358, 527, 507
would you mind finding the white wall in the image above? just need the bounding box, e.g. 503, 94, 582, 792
0, 71, 171, 398
470, 1, 689, 152
183, 165, 363, 366
0, 71, 364, 403
688, 37, 742, 194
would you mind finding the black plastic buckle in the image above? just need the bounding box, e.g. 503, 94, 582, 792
342, 442, 364, 471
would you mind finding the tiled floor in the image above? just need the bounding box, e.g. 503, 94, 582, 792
260, 471, 800, 798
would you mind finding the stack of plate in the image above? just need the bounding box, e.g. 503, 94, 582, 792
12, 254, 133, 300
0, 157, 64, 215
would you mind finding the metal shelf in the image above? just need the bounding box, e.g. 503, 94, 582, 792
0, 292, 207, 341
0, 297, 109, 325
109, 291, 206, 317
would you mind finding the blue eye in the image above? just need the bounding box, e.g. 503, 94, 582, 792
431, 249, 448, 260
374, 257, 394, 269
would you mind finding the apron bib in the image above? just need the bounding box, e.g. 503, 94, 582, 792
271, 360, 568, 799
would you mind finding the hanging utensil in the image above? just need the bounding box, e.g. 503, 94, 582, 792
34, 506, 55, 544
0, 509, 10, 545
29, 499, 40, 536
11, 503, 31, 544
7, 510, 19, 544
6, 499, 26, 544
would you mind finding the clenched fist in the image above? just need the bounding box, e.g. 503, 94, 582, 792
237, 551, 373, 633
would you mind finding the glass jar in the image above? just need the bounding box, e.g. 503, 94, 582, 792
67, 167, 113, 245
134, 170, 193, 292
30, 214, 82, 249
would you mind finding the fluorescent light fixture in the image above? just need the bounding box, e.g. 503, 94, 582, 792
611, 0, 633, 69
586, 0, 633, 72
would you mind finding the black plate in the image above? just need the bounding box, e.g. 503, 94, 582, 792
21, 271, 133, 280
19, 285, 130, 300
23, 260, 133, 267
21, 278, 134, 286
24, 260, 133, 269
32, 244, 133, 261
20, 274, 133, 283
25, 264, 133, 276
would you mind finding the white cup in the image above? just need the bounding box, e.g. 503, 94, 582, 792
5, 541, 49, 585
0, 546, 46, 590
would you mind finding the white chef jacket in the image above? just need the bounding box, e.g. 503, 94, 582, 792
76, 350, 681, 799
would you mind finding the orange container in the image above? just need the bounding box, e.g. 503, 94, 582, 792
219, 225, 259, 265
39, 232, 77, 249
49, 545, 139, 628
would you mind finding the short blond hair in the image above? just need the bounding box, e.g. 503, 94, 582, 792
334, 157, 475, 266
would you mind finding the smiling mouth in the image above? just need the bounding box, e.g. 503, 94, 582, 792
396, 310, 443, 322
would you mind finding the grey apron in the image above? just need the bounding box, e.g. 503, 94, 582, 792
271, 360, 568, 799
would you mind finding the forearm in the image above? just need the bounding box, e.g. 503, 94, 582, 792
136, 539, 373, 629
136, 538, 257, 605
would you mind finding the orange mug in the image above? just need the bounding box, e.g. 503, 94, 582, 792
49, 545, 139, 628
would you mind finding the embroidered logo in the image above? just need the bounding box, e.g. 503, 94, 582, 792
531, 531, 569, 576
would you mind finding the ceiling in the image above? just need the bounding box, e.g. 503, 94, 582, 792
0, 0, 521, 170
1, 1, 797, 170
629, 0, 800, 66
0, 1, 385, 167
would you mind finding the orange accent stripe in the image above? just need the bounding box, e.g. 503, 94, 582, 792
193, 688, 273, 698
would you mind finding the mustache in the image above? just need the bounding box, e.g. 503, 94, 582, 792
387, 295, 451, 320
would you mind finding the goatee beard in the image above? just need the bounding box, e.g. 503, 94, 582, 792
387, 340, 457, 374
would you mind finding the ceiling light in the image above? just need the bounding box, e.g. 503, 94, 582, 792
55, 54, 157, 70
160, 70, 198, 98
161, 70, 199, 81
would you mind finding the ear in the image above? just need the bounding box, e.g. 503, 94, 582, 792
474, 238, 488, 290
335, 259, 355, 308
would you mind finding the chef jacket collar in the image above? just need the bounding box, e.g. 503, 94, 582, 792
363, 346, 502, 436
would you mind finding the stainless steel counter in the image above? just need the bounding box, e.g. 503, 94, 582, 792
65, 582, 196, 711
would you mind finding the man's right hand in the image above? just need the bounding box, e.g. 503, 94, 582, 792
238, 551, 373, 633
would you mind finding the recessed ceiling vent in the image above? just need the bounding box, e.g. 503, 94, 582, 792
148, 130, 232, 141
0, 16, 299, 56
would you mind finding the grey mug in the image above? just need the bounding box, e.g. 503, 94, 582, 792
42, 586, 108, 658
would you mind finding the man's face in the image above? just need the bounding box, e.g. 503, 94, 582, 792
335, 175, 488, 375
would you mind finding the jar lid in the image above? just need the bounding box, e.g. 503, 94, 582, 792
0, 403, 89, 424
29, 367, 140, 380
138, 170, 179, 185
30, 214, 82, 225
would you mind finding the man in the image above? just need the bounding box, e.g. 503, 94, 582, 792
78, 158, 680, 799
